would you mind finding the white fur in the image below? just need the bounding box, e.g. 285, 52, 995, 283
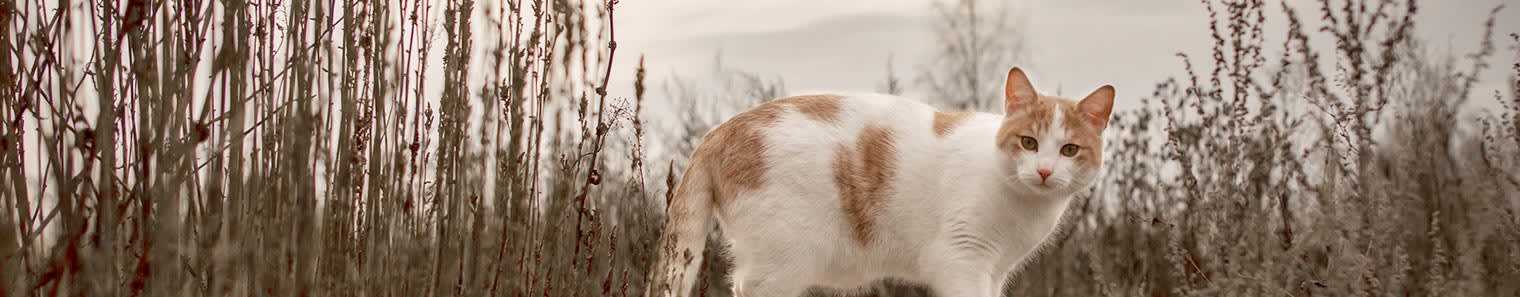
668, 93, 1101, 297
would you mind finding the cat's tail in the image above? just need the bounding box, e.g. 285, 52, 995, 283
653, 160, 716, 297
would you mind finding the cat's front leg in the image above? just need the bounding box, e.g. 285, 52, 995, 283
924, 256, 1002, 297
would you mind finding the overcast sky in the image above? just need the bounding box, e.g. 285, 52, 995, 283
609, 0, 1520, 112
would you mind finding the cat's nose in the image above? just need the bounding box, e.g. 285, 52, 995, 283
1037, 168, 1052, 181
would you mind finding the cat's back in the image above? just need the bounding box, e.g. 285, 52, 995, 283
689, 91, 975, 215
700, 93, 938, 157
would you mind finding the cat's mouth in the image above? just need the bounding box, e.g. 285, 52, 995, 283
1008, 177, 1057, 193
1024, 179, 1070, 194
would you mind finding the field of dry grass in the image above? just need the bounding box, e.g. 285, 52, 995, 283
1, 0, 1517, 296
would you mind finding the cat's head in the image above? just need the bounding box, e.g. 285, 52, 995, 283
994, 67, 1114, 197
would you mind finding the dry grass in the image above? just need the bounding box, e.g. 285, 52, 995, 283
2, 0, 668, 296
1, 0, 1516, 296
1006, 1, 1520, 296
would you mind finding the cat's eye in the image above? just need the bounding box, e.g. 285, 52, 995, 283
1019, 136, 1038, 150
1060, 144, 1080, 157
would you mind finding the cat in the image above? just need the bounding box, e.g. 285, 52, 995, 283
654, 67, 1114, 297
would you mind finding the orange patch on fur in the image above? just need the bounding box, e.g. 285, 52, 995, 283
1057, 102, 1104, 168
685, 94, 843, 209
775, 94, 843, 124
932, 111, 973, 137
996, 96, 1058, 153
832, 124, 898, 245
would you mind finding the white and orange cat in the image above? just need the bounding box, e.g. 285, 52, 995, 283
655, 67, 1115, 297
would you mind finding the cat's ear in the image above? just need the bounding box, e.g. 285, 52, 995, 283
1078, 85, 1116, 129
1004, 67, 1038, 116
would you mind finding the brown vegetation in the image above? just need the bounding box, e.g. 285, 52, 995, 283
1006, 1, 1520, 296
